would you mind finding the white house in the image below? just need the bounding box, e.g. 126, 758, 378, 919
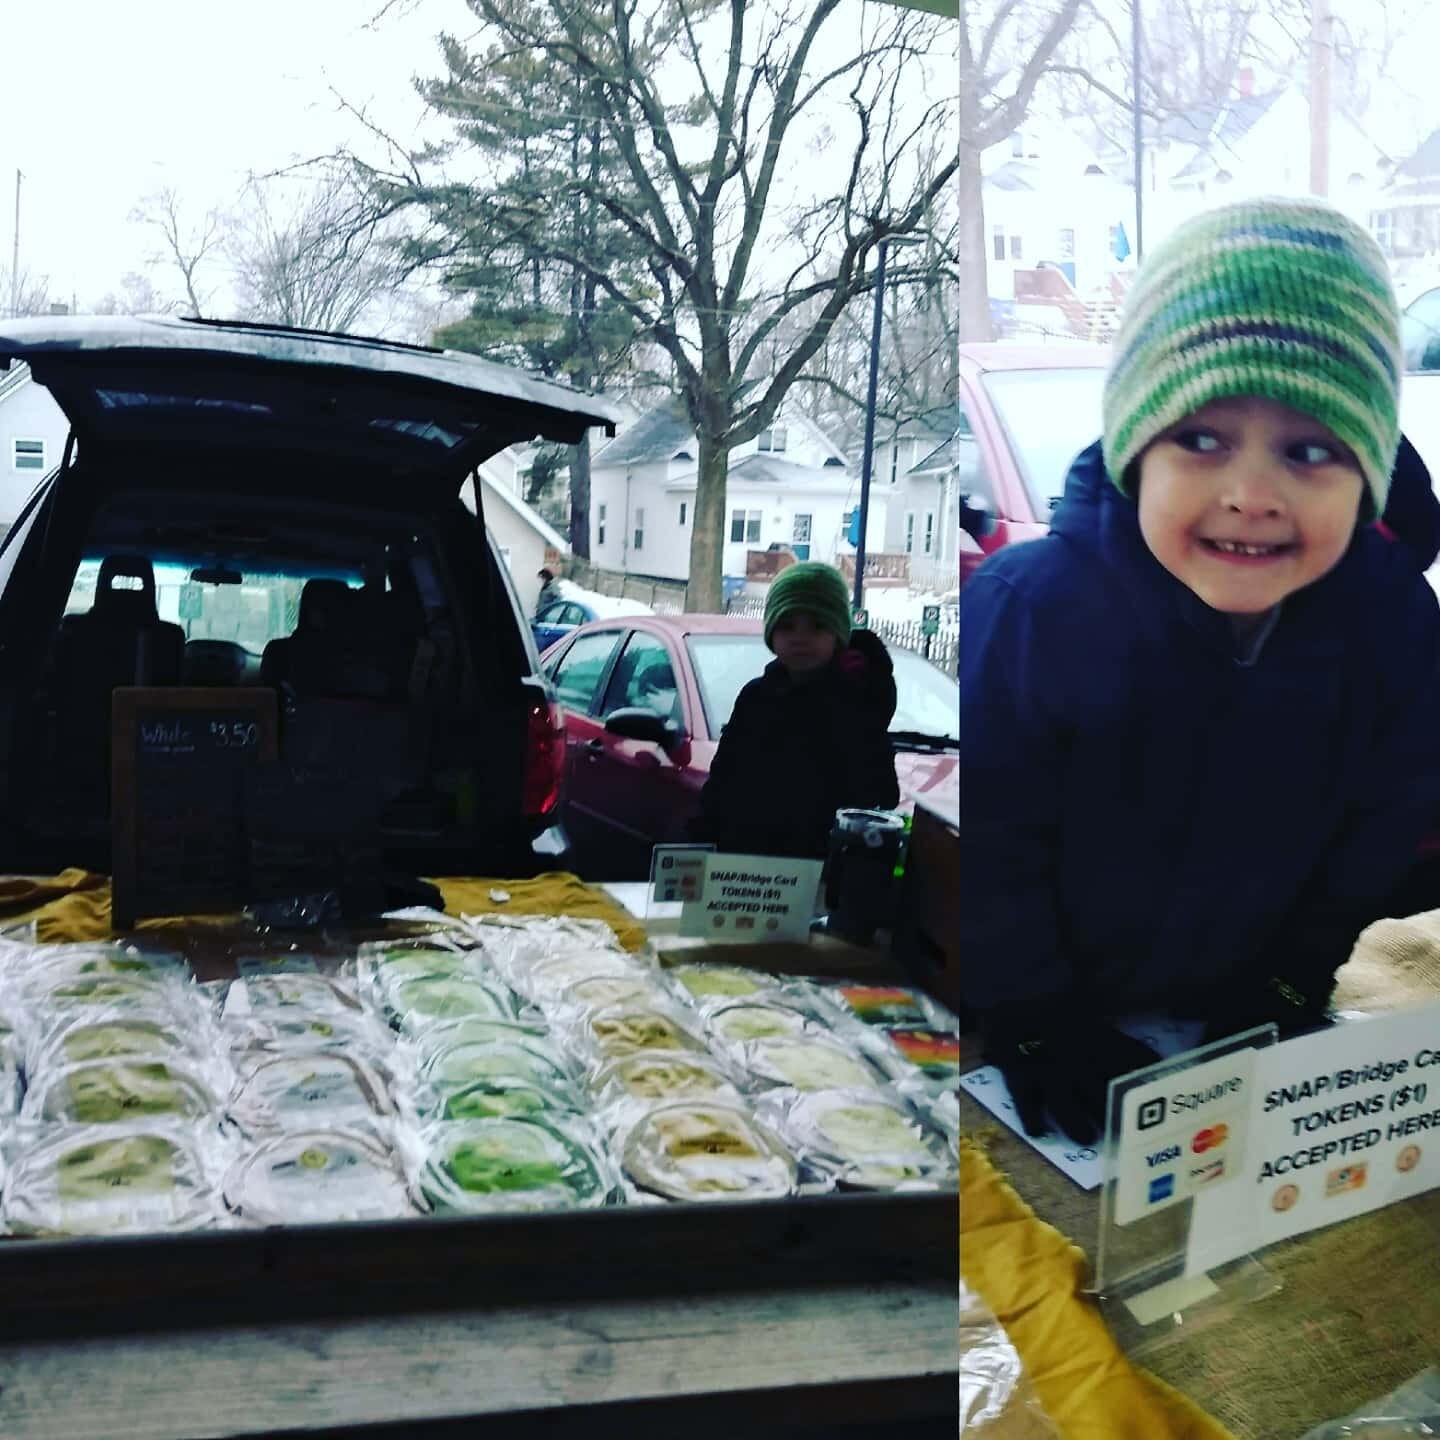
463, 458, 569, 616
870, 412, 957, 566
588, 399, 875, 584
1143, 84, 1391, 243
904, 431, 961, 593
0, 364, 69, 525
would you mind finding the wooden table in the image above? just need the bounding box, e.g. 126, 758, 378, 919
960, 1030, 1440, 1439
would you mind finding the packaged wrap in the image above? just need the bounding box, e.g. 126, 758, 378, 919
865, 1025, 962, 1097
355, 937, 488, 1011
809, 980, 953, 1031
664, 961, 781, 1006
227, 1049, 395, 1136
579, 1003, 710, 1067
385, 973, 517, 1034
21, 1057, 222, 1125
26, 1002, 225, 1076
430, 1075, 581, 1122
417, 1036, 576, 1105
224, 1128, 419, 1225
554, 972, 674, 1019
21, 943, 191, 986
619, 1101, 797, 1202
705, 999, 820, 1046
589, 1050, 744, 1136
415, 1115, 615, 1215
521, 950, 653, 1009
735, 1035, 888, 1094
222, 974, 367, 1024
761, 1087, 956, 1191
2, 1121, 228, 1236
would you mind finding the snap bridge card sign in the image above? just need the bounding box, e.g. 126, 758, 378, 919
1180, 1000, 1440, 1276
678, 853, 823, 944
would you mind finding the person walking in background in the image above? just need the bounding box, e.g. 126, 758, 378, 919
693, 562, 898, 860
535, 567, 560, 617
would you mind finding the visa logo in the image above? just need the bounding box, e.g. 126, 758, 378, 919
1146, 1144, 1181, 1168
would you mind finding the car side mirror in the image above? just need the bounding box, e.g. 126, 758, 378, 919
605, 707, 683, 750
959, 491, 997, 541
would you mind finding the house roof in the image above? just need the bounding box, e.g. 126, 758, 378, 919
591, 396, 693, 466
1160, 90, 1277, 152
477, 467, 570, 553
664, 452, 855, 495
985, 160, 1037, 192
0, 361, 32, 405
1399, 129, 1440, 181
910, 432, 958, 476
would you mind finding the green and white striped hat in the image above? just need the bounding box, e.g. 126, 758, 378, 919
1102, 197, 1401, 513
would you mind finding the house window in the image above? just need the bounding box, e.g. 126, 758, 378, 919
758, 426, 788, 453
924, 512, 935, 555
1057, 228, 1075, 260
1372, 210, 1395, 255
633, 507, 645, 552
792, 514, 811, 544
597, 502, 607, 546
992, 227, 1005, 262
904, 512, 915, 555
12, 439, 44, 472
730, 508, 762, 544
679, 501, 687, 526
1009, 235, 1022, 261
889, 438, 901, 486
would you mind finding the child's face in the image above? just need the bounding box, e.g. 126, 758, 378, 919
770, 611, 839, 673
1136, 395, 1365, 617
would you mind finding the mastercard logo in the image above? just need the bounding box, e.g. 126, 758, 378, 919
1191, 1124, 1229, 1154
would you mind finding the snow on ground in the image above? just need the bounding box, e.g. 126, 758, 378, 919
554, 578, 654, 618
860, 586, 956, 627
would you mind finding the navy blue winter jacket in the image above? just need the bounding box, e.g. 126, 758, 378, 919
960, 441, 1440, 1018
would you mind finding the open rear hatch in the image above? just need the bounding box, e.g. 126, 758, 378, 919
0, 316, 619, 488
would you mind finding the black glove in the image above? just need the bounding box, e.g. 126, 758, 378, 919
982, 1002, 1162, 1146
1202, 972, 1335, 1047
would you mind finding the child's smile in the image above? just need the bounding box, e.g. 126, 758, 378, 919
1136, 395, 1366, 623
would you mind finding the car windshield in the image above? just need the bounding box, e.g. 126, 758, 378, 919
980, 367, 1106, 514
687, 633, 958, 742
64, 558, 363, 656
889, 649, 959, 740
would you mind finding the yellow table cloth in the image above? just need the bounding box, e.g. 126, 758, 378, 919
0, 869, 647, 951
961, 1137, 1237, 1440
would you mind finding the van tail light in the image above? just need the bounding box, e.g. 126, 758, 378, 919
523, 694, 566, 822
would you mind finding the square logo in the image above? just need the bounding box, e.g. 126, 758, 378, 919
1138, 1096, 1167, 1132
1148, 1173, 1175, 1204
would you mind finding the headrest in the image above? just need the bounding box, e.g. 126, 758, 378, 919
94, 555, 158, 618
298, 579, 354, 633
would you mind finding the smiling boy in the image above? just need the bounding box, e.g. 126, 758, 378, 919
960, 197, 1440, 1144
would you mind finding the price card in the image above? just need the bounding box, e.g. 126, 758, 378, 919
111, 688, 278, 928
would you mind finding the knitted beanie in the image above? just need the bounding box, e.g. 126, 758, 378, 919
764, 561, 853, 649
1102, 196, 1401, 514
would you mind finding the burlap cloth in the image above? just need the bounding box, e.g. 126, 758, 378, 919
961, 913, 1440, 1440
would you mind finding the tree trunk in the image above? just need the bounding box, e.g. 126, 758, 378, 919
686, 434, 727, 612
956, 138, 992, 342
569, 431, 592, 560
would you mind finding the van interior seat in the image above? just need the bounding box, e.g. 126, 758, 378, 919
53, 554, 186, 803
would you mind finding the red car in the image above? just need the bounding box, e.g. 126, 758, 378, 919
955, 343, 1108, 586
539, 614, 958, 878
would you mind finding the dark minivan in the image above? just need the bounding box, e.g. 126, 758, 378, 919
0, 316, 617, 877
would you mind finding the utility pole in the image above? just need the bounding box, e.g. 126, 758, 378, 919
1132, 0, 1144, 259
853, 238, 888, 615
9, 170, 20, 320
1310, 0, 1332, 197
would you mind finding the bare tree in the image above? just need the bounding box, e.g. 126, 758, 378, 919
90, 270, 177, 317
229, 170, 401, 333
133, 187, 225, 318
0, 266, 53, 319
359, 0, 958, 609
956, 0, 1084, 342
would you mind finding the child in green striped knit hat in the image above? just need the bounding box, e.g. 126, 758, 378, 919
959, 197, 1440, 1145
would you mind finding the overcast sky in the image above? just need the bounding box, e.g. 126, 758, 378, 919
0, 0, 468, 307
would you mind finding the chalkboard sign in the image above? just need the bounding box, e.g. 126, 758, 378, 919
111, 688, 279, 930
